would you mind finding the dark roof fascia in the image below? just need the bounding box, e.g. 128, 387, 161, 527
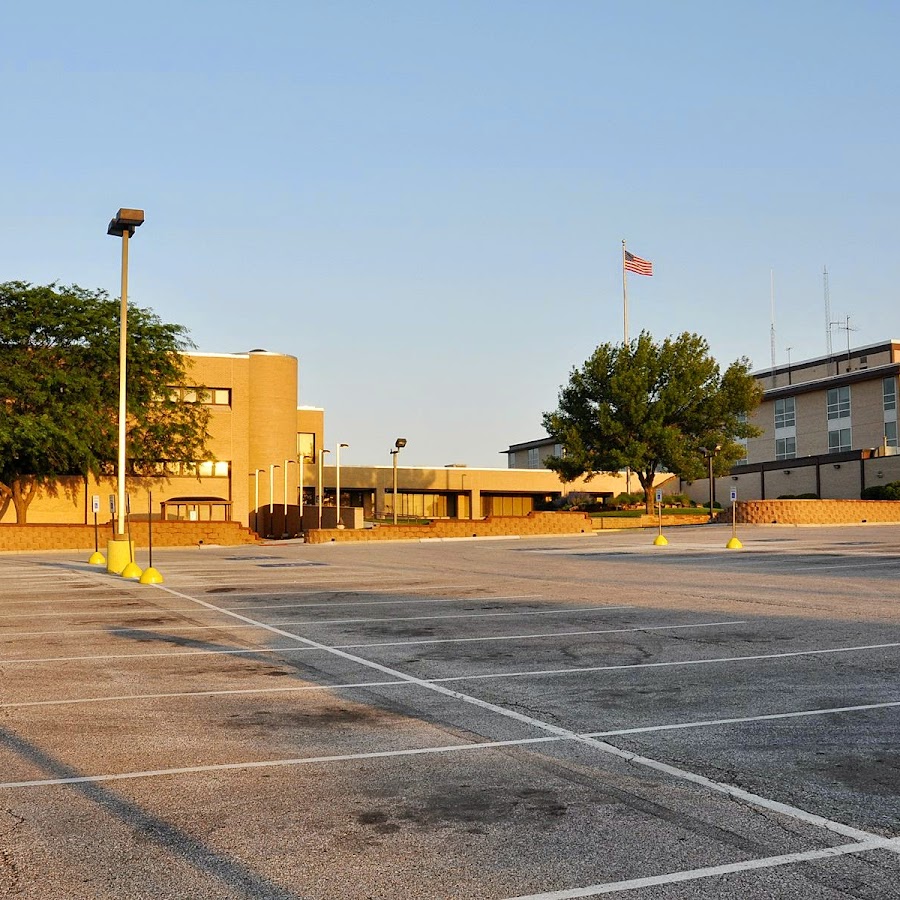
762, 362, 900, 401
729, 447, 875, 476
504, 436, 555, 453
753, 340, 898, 382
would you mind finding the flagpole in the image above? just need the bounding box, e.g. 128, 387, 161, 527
622, 239, 631, 496
622, 239, 629, 344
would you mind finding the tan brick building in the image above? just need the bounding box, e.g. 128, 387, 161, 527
683, 340, 900, 504
0, 349, 324, 536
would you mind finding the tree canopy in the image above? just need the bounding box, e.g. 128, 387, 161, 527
0, 281, 211, 522
542, 331, 762, 510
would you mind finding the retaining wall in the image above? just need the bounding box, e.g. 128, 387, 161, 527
0, 521, 259, 552
305, 511, 594, 543
736, 500, 900, 525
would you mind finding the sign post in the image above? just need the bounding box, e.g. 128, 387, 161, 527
652, 487, 668, 546
726, 487, 742, 549
88, 496, 105, 565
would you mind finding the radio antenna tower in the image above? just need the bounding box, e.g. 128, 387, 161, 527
824, 266, 832, 355
770, 269, 777, 377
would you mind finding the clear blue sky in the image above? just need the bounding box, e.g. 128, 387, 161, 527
3, 1, 899, 467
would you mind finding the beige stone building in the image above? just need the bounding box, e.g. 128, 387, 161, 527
682, 340, 900, 504
1, 349, 324, 536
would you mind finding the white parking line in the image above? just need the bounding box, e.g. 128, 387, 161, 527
1, 698, 897, 781
6, 569, 898, 870
431, 641, 900, 684
0, 604, 633, 638
0, 594, 540, 619
505, 839, 900, 899
0, 619, 741, 665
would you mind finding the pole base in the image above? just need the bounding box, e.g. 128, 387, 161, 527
106, 538, 135, 574
653, 534, 669, 546
88, 551, 106, 566
121, 561, 143, 580
139, 566, 164, 584
726, 537, 743, 550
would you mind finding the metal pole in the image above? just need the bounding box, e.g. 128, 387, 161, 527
392, 450, 398, 525
299, 455, 304, 532
335, 445, 342, 529
622, 239, 628, 344
268, 464, 279, 537
148, 490, 153, 570
708, 454, 714, 522
116, 230, 129, 538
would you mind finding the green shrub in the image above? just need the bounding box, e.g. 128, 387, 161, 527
663, 492, 691, 508
861, 481, 900, 500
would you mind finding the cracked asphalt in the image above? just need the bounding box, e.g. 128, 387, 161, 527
0, 523, 898, 898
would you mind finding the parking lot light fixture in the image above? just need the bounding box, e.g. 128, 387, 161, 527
106, 208, 144, 575
390, 438, 407, 525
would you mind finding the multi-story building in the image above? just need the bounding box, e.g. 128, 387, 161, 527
687, 339, 900, 503
0, 349, 324, 535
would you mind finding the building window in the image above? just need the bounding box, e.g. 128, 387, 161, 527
826, 386, 851, 420
775, 436, 796, 460
297, 432, 316, 462
828, 428, 851, 453
166, 387, 231, 406
774, 397, 795, 430
884, 378, 897, 412
885, 421, 898, 448
527, 447, 540, 468
553, 443, 564, 457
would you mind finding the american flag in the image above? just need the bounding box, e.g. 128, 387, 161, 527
624, 250, 653, 276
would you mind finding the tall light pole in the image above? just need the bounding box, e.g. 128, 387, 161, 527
298, 453, 307, 532
318, 448, 330, 530
106, 208, 144, 574
253, 468, 264, 534
699, 445, 721, 523
335, 443, 349, 528
268, 463, 281, 537
283, 458, 297, 537
390, 438, 407, 525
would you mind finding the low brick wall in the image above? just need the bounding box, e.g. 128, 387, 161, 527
736, 500, 900, 525
0, 521, 259, 552
305, 511, 593, 544
594, 514, 712, 529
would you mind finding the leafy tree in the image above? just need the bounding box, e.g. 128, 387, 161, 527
0, 282, 211, 523
542, 331, 762, 512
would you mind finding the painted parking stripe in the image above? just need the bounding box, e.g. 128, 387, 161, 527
0, 605, 633, 638
1, 699, 898, 792
431, 641, 900, 684
0, 619, 744, 665
505, 838, 900, 899
0, 594, 540, 619
145, 583, 899, 850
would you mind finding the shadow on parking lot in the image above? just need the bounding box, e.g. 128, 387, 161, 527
0, 725, 305, 899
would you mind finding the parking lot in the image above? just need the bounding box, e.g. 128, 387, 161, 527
1, 524, 899, 899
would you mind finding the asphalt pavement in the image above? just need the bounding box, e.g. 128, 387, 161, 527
0, 524, 898, 898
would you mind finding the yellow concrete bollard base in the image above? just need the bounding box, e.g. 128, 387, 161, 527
653, 534, 669, 546
88, 551, 106, 566
106, 539, 135, 574
726, 537, 743, 549
139, 567, 164, 584
121, 562, 143, 579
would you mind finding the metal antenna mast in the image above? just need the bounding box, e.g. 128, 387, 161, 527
824, 266, 832, 355
770, 270, 777, 379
